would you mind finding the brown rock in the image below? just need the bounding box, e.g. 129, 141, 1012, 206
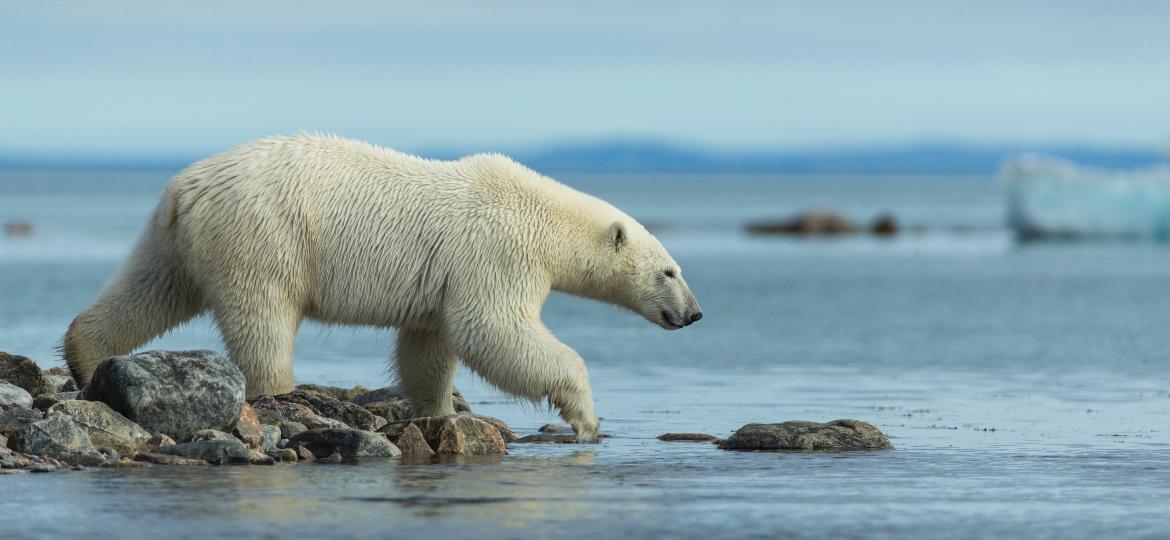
513, 433, 581, 444
295, 445, 315, 462
435, 416, 507, 456
0, 352, 54, 397
249, 397, 348, 430
381, 412, 514, 446
133, 452, 209, 466
718, 419, 893, 451
657, 433, 720, 442
248, 449, 276, 465
295, 384, 370, 402
395, 423, 435, 460
745, 211, 859, 236
317, 452, 343, 464
253, 391, 384, 431
870, 213, 899, 236
233, 403, 264, 446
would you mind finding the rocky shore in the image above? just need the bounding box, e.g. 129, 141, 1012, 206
1, 349, 892, 474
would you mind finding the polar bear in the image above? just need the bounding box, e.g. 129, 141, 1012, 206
62, 133, 702, 440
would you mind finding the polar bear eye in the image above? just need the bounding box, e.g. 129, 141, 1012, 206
663, 269, 676, 279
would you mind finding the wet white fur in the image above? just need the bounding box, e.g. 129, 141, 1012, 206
63, 133, 701, 440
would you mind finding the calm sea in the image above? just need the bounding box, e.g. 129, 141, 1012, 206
1, 170, 1168, 539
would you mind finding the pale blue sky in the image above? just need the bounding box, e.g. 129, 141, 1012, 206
2, 1, 1169, 157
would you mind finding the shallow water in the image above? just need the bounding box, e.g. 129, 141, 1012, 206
2, 171, 1169, 539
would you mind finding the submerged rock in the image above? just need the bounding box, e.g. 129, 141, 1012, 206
745, 211, 859, 236
155, 439, 252, 465
9, 414, 96, 457
0, 352, 55, 397
657, 433, 720, 442
48, 400, 152, 455
284, 428, 400, 459
513, 433, 581, 444
269, 390, 386, 432
81, 350, 245, 441
0, 380, 33, 409
718, 419, 892, 451
870, 213, 899, 236
538, 423, 572, 434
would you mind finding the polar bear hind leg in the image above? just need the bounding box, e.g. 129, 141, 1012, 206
395, 328, 459, 417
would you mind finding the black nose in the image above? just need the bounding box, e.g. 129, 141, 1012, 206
689, 311, 703, 323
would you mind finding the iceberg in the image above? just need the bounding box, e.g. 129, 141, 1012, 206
1002, 155, 1170, 241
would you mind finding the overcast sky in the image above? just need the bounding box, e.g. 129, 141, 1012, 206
2, 1, 1169, 157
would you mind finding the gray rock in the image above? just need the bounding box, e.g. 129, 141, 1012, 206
0, 407, 43, 437
718, 419, 893, 451
260, 424, 281, 451
267, 448, 298, 463
133, 452, 209, 466
188, 429, 237, 442
513, 433, 581, 444
279, 421, 308, 440
32, 391, 79, 412
57, 450, 113, 467
0, 352, 55, 397
80, 350, 245, 441
253, 407, 284, 426
285, 428, 400, 459
249, 396, 348, 430
0, 380, 33, 409
48, 400, 152, 455
361, 400, 414, 423
46, 374, 78, 393
137, 433, 176, 454
9, 414, 96, 457
538, 423, 572, 434
267, 390, 386, 431
155, 439, 252, 465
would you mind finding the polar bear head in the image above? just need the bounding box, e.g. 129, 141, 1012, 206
588, 219, 703, 331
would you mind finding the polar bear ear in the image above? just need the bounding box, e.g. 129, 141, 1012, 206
608, 221, 627, 252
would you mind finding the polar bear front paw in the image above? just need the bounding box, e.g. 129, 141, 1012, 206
571, 415, 600, 443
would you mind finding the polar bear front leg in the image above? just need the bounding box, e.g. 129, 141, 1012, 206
449, 313, 600, 442
395, 328, 458, 418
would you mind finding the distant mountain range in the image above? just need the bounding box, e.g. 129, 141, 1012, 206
2, 140, 1166, 173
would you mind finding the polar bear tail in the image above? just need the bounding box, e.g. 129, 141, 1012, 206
62, 189, 204, 388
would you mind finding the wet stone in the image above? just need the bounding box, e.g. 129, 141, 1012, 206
435, 415, 507, 456
513, 433, 582, 444
657, 433, 721, 442
267, 448, 298, 463
718, 419, 893, 451
154, 439, 252, 465
284, 428, 400, 460
395, 423, 435, 461
538, 423, 572, 434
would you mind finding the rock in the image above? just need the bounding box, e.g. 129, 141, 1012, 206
154, 439, 252, 465
249, 396, 348, 430
248, 449, 276, 465
133, 452, 209, 466
269, 390, 386, 431
538, 423, 571, 433
284, 428, 400, 459
381, 412, 514, 447
260, 425, 281, 451
295, 384, 369, 402
870, 213, 899, 236
267, 448, 298, 463
0, 407, 43, 437
137, 433, 176, 454
0, 352, 55, 397
252, 407, 284, 425
279, 421, 308, 440
0, 380, 33, 409
46, 374, 78, 393
9, 414, 96, 457
395, 423, 435, 460
351, 385, 471, 413
57, 450, 113, 467
232, 403, 264, 446
316, 452, 344, 464
80, 350, 245, 441
295, 445, 315, 462
361, 400, 415, 423
745, 211, 859, 236
435, 415, 507, 456
188, 429, 237, 442
0, 433, 6, 449
513, 433, 581, 444
657, 433, 720, 442
32, 391, 79, 412
47, 400, 152, 456
718, 420, 893, 451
